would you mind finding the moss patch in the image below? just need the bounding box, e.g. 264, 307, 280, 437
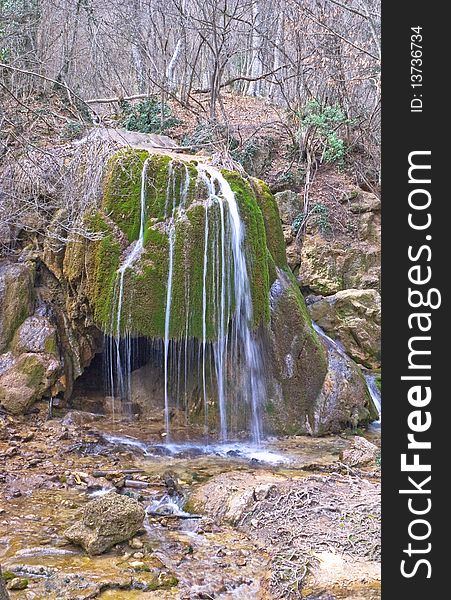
252, 178, 288, 271
223, 170, 270, 327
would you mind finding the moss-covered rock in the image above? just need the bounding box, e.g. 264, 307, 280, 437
252, 179, 288, 277
264, 270, 328, 435
0, 261, 35, 353
0, 352, 60, 414
69, 152, 272, 340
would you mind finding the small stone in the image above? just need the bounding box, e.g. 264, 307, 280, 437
132, 552, 144, 559
128, 537, 144, 550
7, 577, 29, 590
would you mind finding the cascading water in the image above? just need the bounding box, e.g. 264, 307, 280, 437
105, 157, 265, 444
106, 158, 149, 407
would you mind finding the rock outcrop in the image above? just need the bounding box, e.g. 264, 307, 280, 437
64, 492, 145, 555
307, 289, 381, 369
311, 326, 378, 435
0, 143, 378, 437
0, 261, 35, 353
298, 191, 381, 295
0, 262, 64, 414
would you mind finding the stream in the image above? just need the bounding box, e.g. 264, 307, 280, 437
0, 410, 380, 599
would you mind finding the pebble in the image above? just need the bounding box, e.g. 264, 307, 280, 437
132, 552, 144, 559
7, 577, 29, 590
129, 537, 144, 549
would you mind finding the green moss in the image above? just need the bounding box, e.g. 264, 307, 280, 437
223, 170, 270, 326
121, 227, 168, 337
44, 333, 58, 355
1, 571, 17, 582
265, 399, 276, 416
84, 152, 277, 340
18, 355, 45, 389
375, 373, 381, 392
103, 149, 151, 242
285, 270, 327, 365
88, 213, 122, 328
252, 178, 288, 270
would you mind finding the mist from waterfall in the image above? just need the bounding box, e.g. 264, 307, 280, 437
105, 158, 265, 443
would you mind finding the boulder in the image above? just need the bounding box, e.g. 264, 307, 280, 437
265, 270, 328, 435
341, 436, 379, 467
0, 352, 60, 414
64, 492, 145, 555
308, 289, 381, 369
12, 314, 58, 356
310, 330, 379, 435
273, 190, 303, 225
0, 261, 35, 353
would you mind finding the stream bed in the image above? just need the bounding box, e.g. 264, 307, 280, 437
0, 409, 380, 599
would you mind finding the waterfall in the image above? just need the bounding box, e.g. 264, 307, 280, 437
106, 158, 149, 406
105, 158, 265, 444
364, 372, 381, 428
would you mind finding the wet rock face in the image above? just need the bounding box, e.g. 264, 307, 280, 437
311, 335, 378, 435
64, 492, 145, 555
265, 270, 328, 435
0, 261, 35, 353
307, 289, 381, 369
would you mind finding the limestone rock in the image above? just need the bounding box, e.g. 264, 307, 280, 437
308, 289, 381, 369
285, 241, 302, 272
0, 261, 35, 353
311, 332, 378, 435
12, 314, 58, 356
64, 492, 145, 555
341, 436, 379, 467
299, 234, 380, 294
265, 270, 328, 435
0, 352, 60, 414
273, 190, 303, 225
298, 190, 381, 294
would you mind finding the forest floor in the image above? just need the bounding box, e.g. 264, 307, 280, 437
0, 405, 380, 599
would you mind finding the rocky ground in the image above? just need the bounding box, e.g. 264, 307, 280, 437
0, 405, 380, 599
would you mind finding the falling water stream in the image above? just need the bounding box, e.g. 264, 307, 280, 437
106, 158, 265, 444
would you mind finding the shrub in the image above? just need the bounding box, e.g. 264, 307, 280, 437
301, 100, 350, 165
120, 98, 180, 134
